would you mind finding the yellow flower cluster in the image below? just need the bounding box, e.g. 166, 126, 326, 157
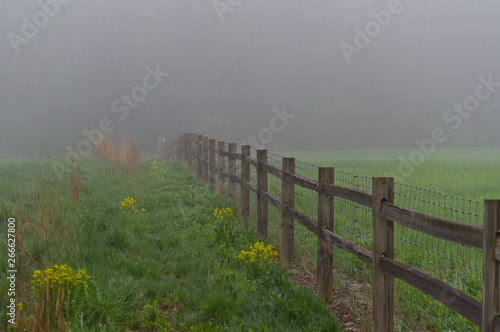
31, 264, 91, 297
120, 197, 146, 213
150, 160, 168, 179
238, 241, 278, 266
212, 207, 233, 221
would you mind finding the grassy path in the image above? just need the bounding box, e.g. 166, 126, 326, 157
0, 159, 341, 331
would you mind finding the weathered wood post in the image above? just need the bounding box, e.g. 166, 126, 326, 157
217, 141, 226, 195
185, 134, 191, 168
196, 135, 203, 180
202, 137, 209, 184
209, 139, 216, 191
176, 136, 180, 162
189, 133, 197, 173
482, 199, 500, 331
172, 137, 177, 161
165, 140, 169, 161
317, 167, 334, 300
257, 150, 268, 238
183, 133, 188, 162
175, 136, 180, 162
241, 145, 250, 220
185, 133, 191, 168
372, 177, 395, 332
281, 158, 295, 269
228, 143, 236, 205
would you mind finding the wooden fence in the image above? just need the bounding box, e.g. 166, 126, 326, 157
164, 132, 500, 331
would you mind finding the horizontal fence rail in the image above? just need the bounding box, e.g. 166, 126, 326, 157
163, 132, 500, 331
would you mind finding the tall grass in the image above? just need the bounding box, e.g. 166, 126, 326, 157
0, 158, 340, 331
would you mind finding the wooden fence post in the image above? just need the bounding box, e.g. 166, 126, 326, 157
173, 138, 177, 161
228, 143, 236, 205
185, 133, 189, 162
281, 158, 295, 269
318, 167, 334, 300
372, 177, 395, 332
170, 138, 173, 161
185, 133, 191, 168
483, 199, 500, 331
189, 133, 196, 173
241, 145, 250, 220
185, 134, 190, 167
175, 136, 180, 162
209, 139, 216, 191
196, 135, 203, 180
217, 141, 225, 195
202, 137, 209, 184
176, 136, 180, 162
257, 150, 268, 239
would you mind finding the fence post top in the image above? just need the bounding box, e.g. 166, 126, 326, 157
372, 177, 394, 184
484, 199, 500, 204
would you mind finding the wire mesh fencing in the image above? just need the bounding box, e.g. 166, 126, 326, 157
254, 149, 483, 331
392, 184, 482, 331
195, 141, 485, 331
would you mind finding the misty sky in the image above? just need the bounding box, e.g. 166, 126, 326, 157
1, 0, 499, 155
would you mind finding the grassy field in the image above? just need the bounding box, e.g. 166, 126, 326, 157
280, 146, 500, 200
0, 158, 341, 331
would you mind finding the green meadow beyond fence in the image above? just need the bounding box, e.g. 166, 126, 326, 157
162, 132, 500, 332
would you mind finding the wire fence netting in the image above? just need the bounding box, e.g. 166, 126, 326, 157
206, 143, 483, 331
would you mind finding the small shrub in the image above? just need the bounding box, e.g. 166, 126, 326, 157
238, 241, 278, 278
211, 207, 237, 247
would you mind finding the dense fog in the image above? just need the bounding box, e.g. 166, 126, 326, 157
1, 0, 499, 156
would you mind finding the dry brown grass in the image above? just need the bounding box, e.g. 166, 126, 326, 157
285, 253, 372, 332
69, 167, 81, 204
95, 135, 139, 174
10, 161, 82, 331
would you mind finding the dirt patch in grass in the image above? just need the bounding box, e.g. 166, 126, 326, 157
287, 263, 372, 331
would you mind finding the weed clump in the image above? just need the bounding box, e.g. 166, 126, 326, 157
95, 135, 139, 174
26, 264, 91, 330
120, 196, 146, 213
238, 241, 278, 266
31, 264, 91, 297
